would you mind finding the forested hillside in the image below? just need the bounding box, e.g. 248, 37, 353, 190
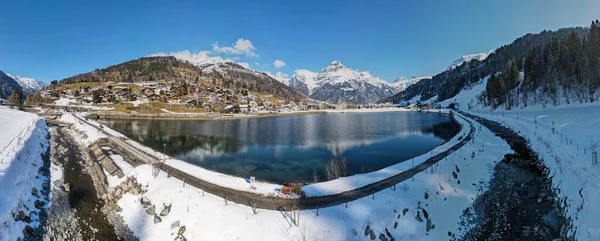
200, 63, 307, 101
59, 56, 200, 84
485, 21, 600, 109
382, 27, 589, 104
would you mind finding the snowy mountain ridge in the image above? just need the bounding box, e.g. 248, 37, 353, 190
289, 61, 430, 104
6, 73, 44, 94
390, 76, 432, 92
289, 61, 400, 104
448, 51, 492, 70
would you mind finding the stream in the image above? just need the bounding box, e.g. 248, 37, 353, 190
457, 113, 566, 240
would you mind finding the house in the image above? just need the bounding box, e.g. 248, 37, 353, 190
155, 83, 170, 93
79, 86, 91, 94
239, 104, 250, 113
141, 87, 155, 96
147, 94, 161, 102
185, 99, 198, 107
102, 93, 113, 103
224, 105, 240, 113
116, 88, 131, 96
119, 93, 134, 101
407, 103, 419, 110
168, 96, 182, 104
197, 93, 209, 102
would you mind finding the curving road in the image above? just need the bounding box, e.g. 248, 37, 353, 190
73, 112, 475, 210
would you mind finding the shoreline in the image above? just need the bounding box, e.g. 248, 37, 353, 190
89, 107, 435, 121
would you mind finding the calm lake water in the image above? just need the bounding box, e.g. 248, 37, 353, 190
99, 111, 458, 184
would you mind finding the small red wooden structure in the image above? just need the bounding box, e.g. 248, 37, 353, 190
281, 185, 302, 196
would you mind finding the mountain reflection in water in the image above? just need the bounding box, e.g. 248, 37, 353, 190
99, 111, 458, 183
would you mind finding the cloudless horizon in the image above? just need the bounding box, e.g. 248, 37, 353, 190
1, 0, 600, 83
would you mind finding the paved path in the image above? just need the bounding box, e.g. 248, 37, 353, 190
74, 113, 475, 210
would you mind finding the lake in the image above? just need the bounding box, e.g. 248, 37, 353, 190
99, 111, 459, 184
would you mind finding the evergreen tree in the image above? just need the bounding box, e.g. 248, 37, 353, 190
505, 57, 521, 89
92, 90, 102, 103
8, 88, 23, 109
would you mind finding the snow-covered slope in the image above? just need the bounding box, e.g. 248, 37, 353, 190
291, 61, 399, 104
6, 74, 45, 94
0, 108, 49, 240
288, 69, 319, 95
448, 51, 491, 70
390, 76, 431, 92
149, 50, 234, 68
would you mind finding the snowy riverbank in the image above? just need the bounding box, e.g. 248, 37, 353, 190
466, 102, 600, 240
0, 108, 50, 241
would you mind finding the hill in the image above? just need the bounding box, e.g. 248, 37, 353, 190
59, 56, 306, 102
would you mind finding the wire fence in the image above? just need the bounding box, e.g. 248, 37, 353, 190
0, 118, 37, 163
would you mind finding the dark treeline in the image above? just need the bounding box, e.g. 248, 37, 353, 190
485, 58, 521, 109
485, 21, 600, 109
382, 27, 588, 105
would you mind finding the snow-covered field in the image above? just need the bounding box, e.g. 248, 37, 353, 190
52, 98, 115, 110
0, 108, 49, 241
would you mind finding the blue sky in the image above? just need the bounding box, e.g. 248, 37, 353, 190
1, 0, 600, 83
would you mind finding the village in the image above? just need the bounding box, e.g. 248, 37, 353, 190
38, 80, 331, 114
32, 79, 431, 116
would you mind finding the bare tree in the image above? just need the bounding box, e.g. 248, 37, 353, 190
312, 168, 320, 183
324, 158, 348, 180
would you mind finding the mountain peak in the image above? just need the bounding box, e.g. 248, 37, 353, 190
448, 51, 492, 70
324, 60, 346, 72
393, 76, 408, 83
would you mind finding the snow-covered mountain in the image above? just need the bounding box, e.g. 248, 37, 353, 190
448, 51, 492, 70
6, 74, 44, 94
390, 76, 431, 92
290, 61, 399, 104
149, 50, 234, 68
288, 69, 319, 96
